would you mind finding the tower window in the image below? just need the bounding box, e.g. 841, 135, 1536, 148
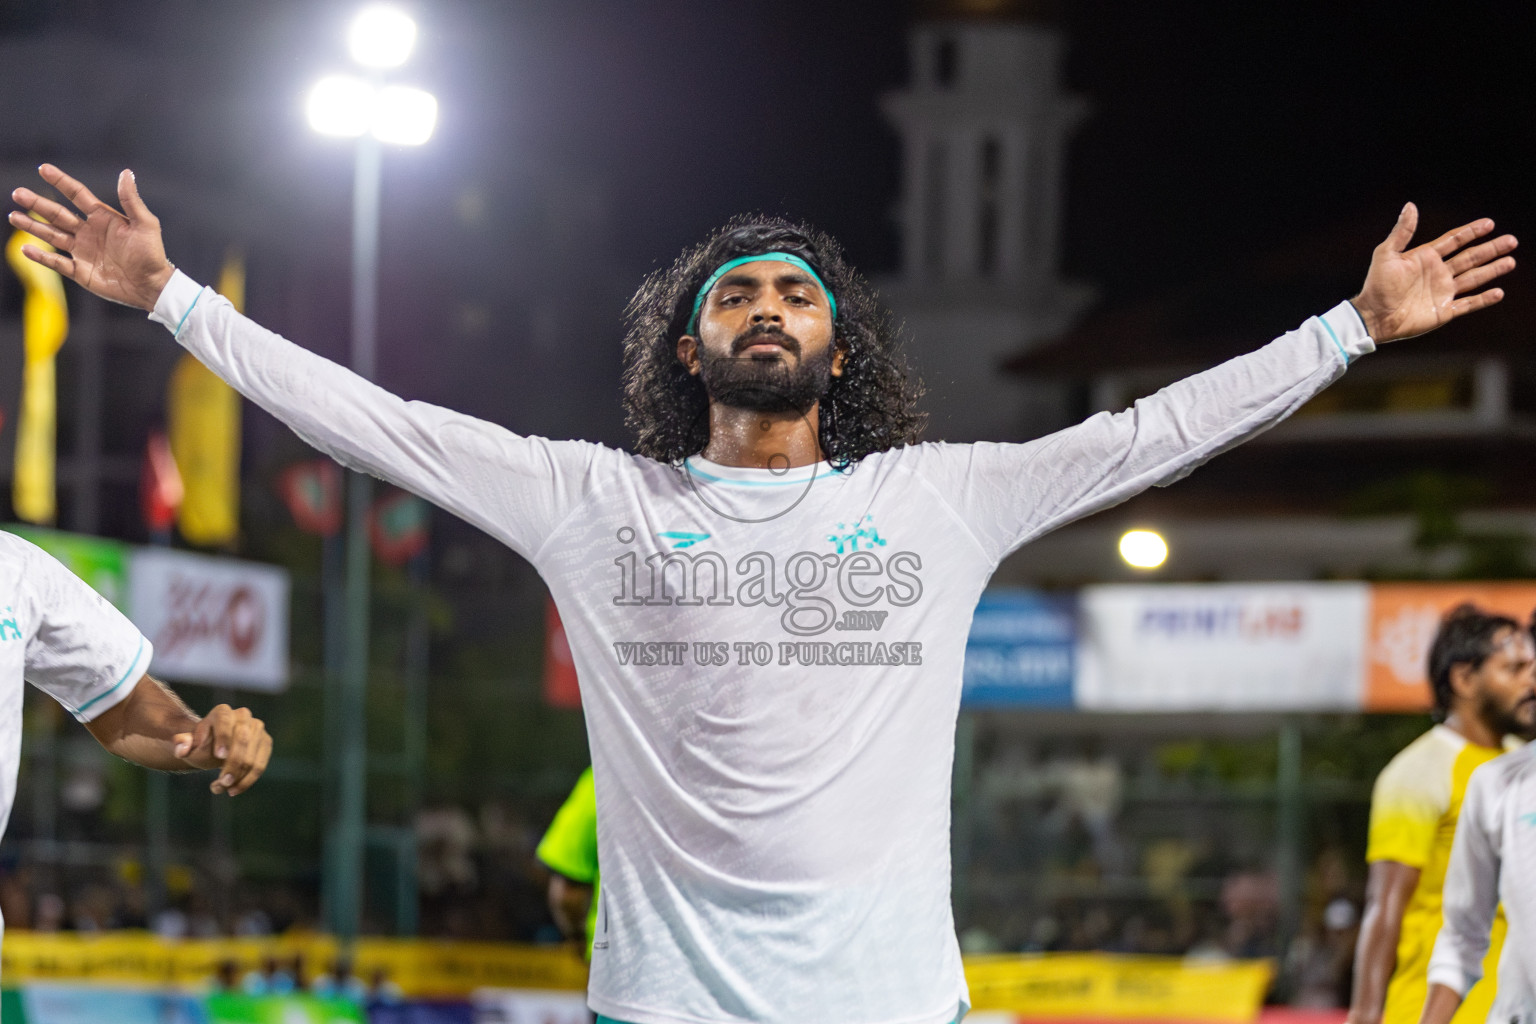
935, 38, 958, 86
978, 137, 1002, 277
923, 141, 947, 272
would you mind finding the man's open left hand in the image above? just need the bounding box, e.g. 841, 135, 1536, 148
1352, 203, 1517, 343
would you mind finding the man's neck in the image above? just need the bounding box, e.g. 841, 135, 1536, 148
699, 402, 824, 468
1443, 710, 1504, 750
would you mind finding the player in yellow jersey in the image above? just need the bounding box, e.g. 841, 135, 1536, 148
1347, 605, 1536, 1024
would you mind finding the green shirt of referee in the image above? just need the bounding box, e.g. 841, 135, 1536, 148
538, 767, 600, 959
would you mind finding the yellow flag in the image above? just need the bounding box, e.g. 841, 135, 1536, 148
5, 228, 69, 525
168, 250, 244, 546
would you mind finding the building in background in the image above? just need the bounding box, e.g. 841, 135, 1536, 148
997, 214, 1536, 586
880, 0, 1093, 441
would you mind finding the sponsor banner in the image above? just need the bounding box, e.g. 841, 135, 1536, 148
964, 952, 1272, 1022
4, 525, 130, 609
1076, 583, 1370, 711
368, 1001, 475, 1024
964, 590, 1076, 708
205, 994, 364, 1024
0, 934, 588, 999
1365, 583, 1536, 711
20, 983, 206, 1024
128, 547, 290, 692
471, 988, 588, 1024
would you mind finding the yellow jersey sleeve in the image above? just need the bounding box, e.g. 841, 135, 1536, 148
1367, 736, 1454, 868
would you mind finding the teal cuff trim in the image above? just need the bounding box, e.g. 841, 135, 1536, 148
1319, 314, 1350, 365
1345, 299, 1370, 335
173, 291, 203, 338
686, 252, 836, 334
75, 636, 146, 718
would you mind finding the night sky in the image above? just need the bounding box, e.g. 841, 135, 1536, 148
5, 0, 1533, 444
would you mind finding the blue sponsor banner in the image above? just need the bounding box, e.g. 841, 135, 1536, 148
21, 984, 208, 1024
962, 589, 1076, 708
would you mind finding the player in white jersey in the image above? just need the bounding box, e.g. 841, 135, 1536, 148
1420, 739, 1536, 1024
0, 531, 273, 946
9, 165, 1517, 1024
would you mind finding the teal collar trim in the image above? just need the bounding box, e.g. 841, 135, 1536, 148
685, 252, 836, 335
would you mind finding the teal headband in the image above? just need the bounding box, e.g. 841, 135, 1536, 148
685, 252, 838, 335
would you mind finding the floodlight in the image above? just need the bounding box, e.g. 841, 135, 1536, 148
372, 85, 438, 146
1119, 529, 1168, 570
348, 5, 418, 69
307, 75, 375, 137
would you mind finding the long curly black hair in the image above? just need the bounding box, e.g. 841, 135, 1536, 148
622, 215, 926, 468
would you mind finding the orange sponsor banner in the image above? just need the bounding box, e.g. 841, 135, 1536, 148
1365, 583, 1536, 711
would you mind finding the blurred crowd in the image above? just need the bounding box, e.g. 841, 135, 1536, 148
1, 746, 1368, 1007
0, 798, 570, 944
958, 738, 1365, 1006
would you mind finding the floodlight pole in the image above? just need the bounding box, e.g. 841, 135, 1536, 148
327, 129, 382, 945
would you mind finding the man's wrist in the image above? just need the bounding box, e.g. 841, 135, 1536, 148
1348, 296, 1381, 343
139, 261, 175, 311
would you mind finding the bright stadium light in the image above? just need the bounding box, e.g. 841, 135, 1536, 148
372, 85, 438, 146
347, 5, 418, 68
307, 75, 374, 137
305, 2, 439, 944
1119, 529, 1168, 570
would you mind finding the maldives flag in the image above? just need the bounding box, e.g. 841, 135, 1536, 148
277, 459, 343, 536
369, 491, 429, 566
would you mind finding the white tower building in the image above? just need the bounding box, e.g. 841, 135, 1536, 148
879, 0, 1093, 441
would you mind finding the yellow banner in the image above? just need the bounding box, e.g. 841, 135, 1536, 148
0, 932, 589, 997
168, 252, 244, 546
964, 953, 1273, 1022
2, 935, 1268, 1012
5, 227, 69, 525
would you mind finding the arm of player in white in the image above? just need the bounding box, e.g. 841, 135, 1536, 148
1423, 762, 1505, 1023
84, 676, 272, 796
915, 306, 1368, 563
917, 207, 1517, 564
9, 165, 595, 561
149, 271, 595, 559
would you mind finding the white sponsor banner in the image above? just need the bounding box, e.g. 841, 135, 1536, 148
473, 988, 589, 1024
128, 547, 290, 691
1076, 582, 1370, 711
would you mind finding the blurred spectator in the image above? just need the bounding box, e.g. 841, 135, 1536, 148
242, 954, 297, 996
311, 956, 368, 1002
213, 958, 241, 993
34, 890, 66, 931
369, 966, 406, 1004
417, 806, 479, 895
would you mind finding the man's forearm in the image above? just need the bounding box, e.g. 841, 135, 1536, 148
85, 675, 200, 770
1418, 983, 1464, 1024
1347, 910, 1401, 1024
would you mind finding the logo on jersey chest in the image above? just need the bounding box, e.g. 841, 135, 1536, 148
614, 516, 920, 638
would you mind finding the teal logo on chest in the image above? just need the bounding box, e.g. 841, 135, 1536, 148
825, 515, 887, 554
1, 606, 20, 641
657, 531, 711, 549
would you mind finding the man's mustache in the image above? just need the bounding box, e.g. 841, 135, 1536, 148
731, 324, 801, 357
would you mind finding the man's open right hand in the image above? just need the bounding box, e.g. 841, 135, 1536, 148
9, 164, 173, 311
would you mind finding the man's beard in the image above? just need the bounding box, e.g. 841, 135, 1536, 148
1478, 687, 1536, 739
697, 325, 836, 413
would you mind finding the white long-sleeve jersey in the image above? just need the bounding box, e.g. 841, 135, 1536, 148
1430, 745, 1536, 1023
147, 270, 1371, 1024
